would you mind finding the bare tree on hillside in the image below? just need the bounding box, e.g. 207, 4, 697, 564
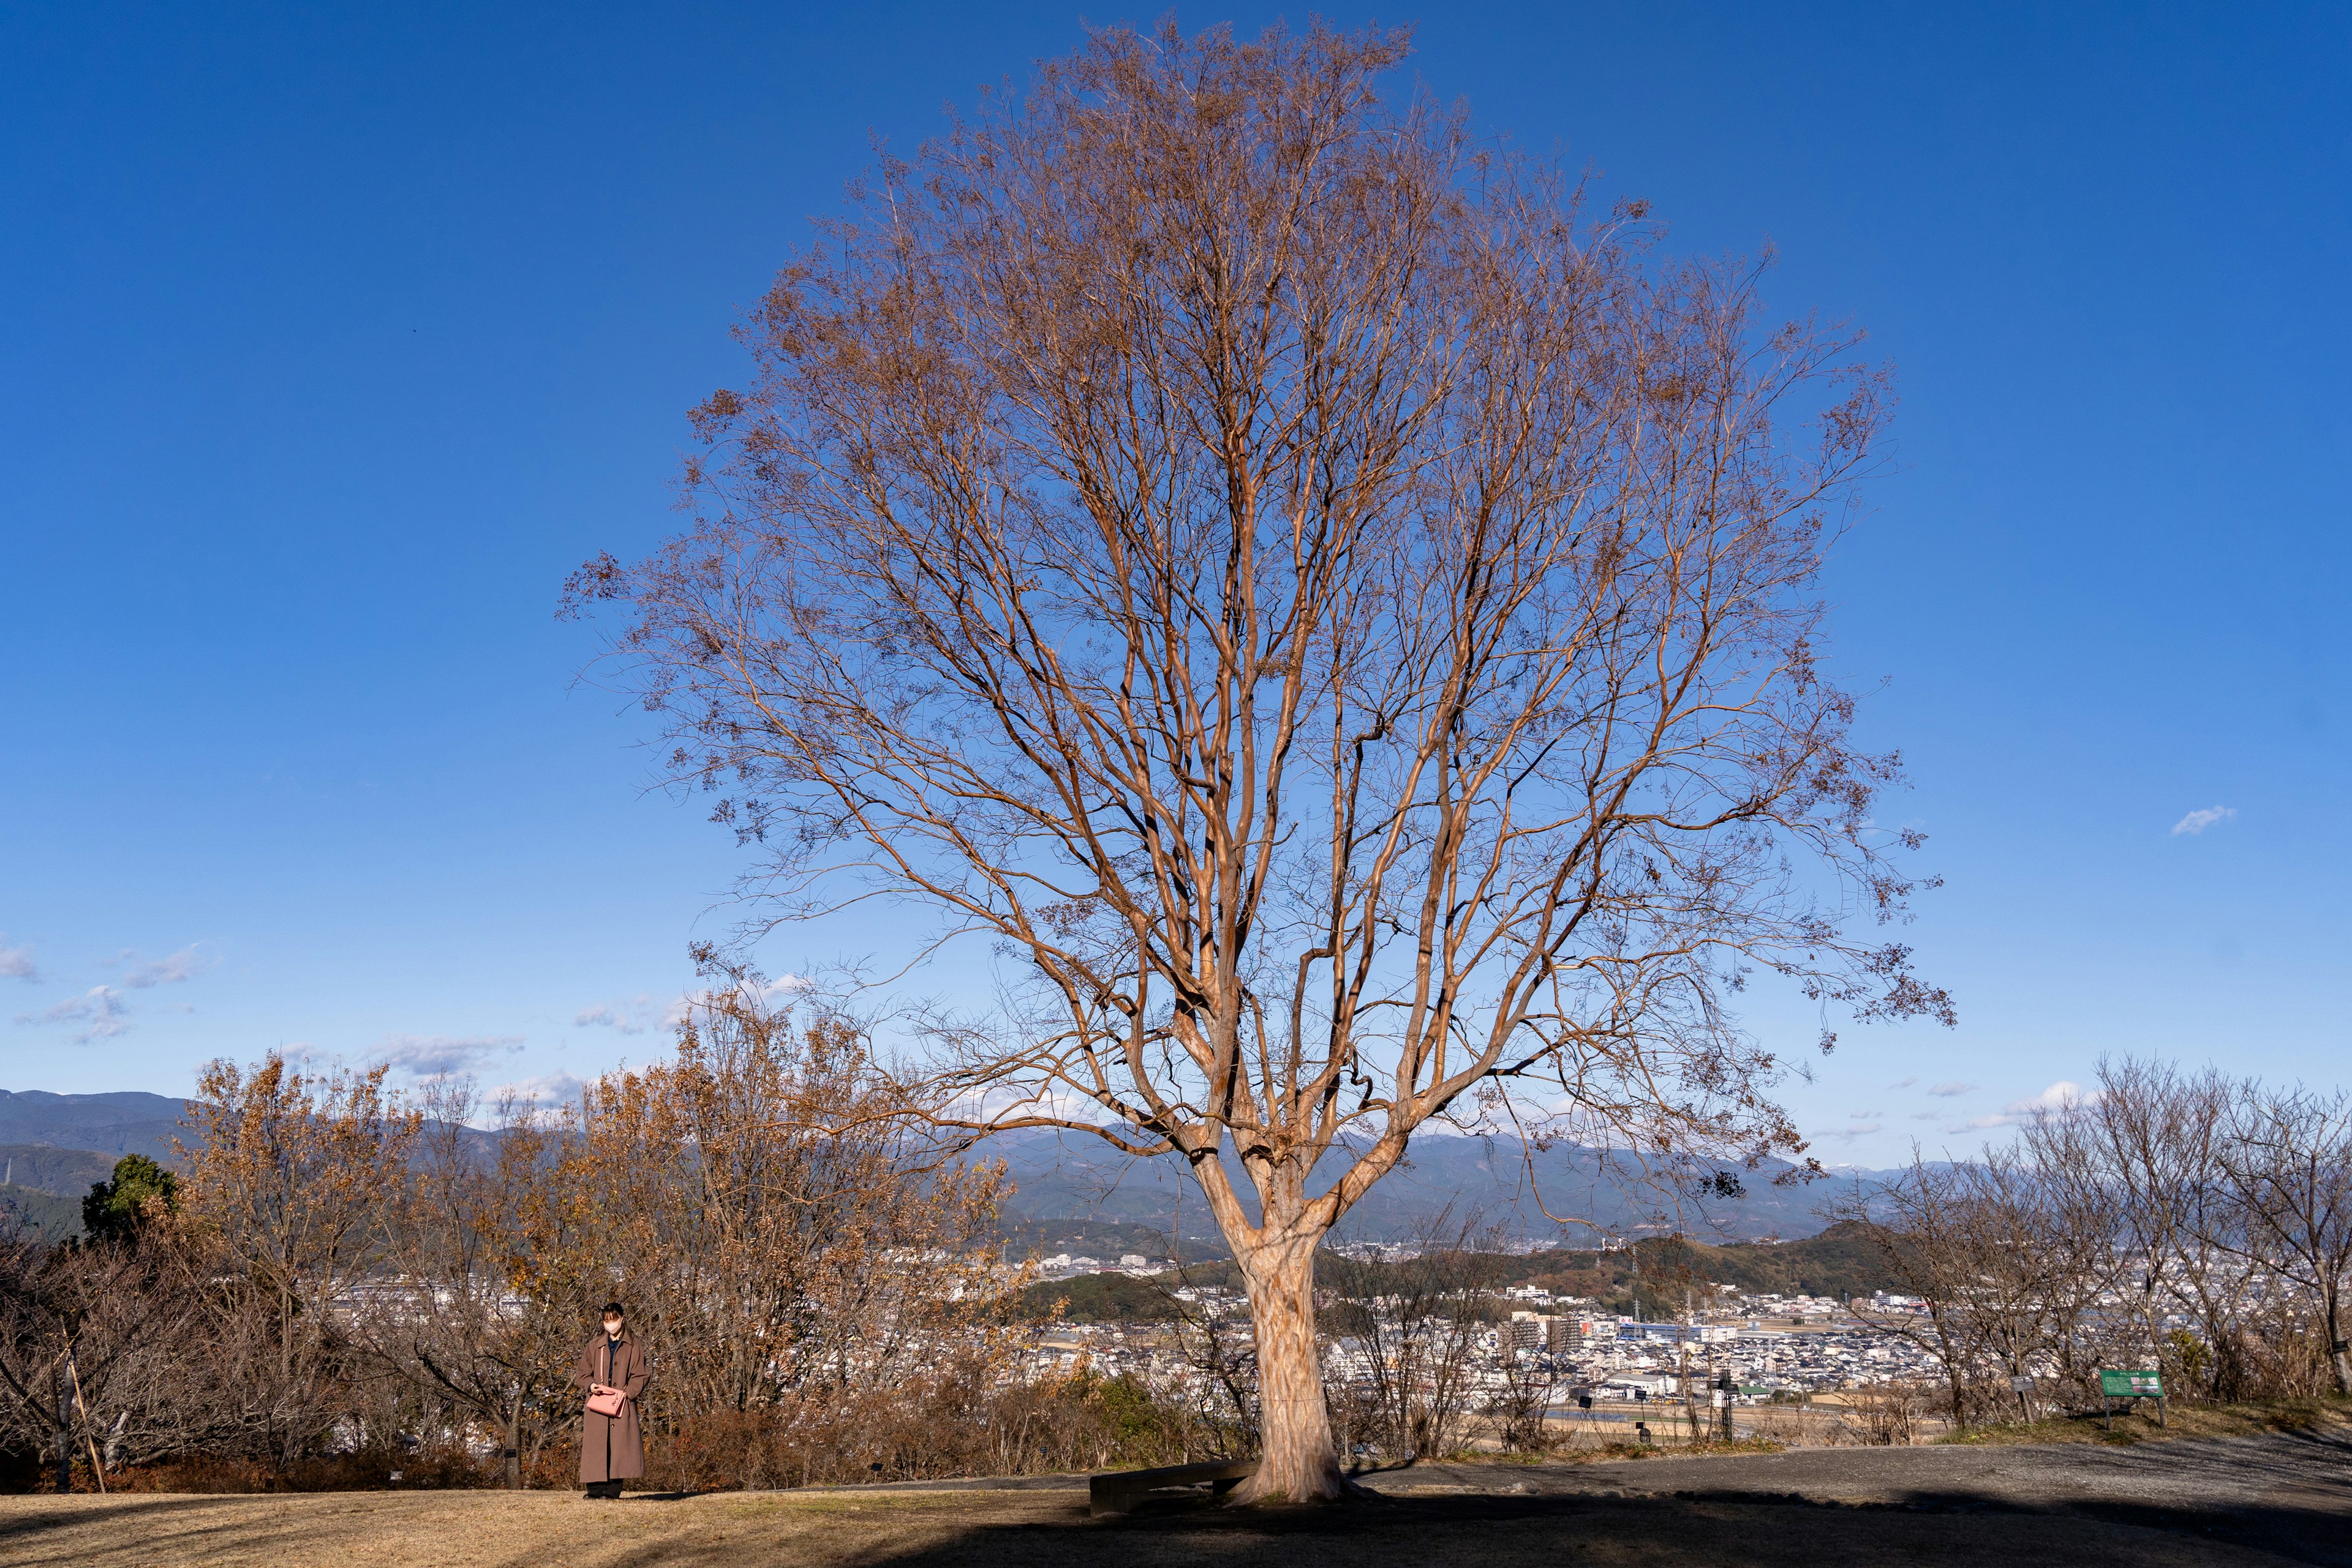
1834, 1158, 1993, 1427
2214, 1086, 2352, 1395
355, 1080, 578, 1487
2032, 1059, 2255, 1395
567, 22, 1947, 1499
1323, 1213, 1499, 1461
0, 1229, 198, 1488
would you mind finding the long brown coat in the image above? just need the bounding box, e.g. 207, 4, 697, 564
571, 1332, 649, 1483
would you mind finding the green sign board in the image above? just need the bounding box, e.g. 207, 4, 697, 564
2099, 1369, 2163, 1397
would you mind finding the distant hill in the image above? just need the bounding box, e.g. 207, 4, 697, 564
1, 1088, 1899, 1251
986, 1128, 1894, 1246
0, 1183, 82, 1242
0, 1142, 118, 1197
1023, 1223, 1901, 1323
1472, 1221, 1898, 1308
0, 1090, 190, 1164
0, 1087, 501, 1177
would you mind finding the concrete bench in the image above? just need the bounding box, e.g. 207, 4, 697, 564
1088, 1458, 1257, 1515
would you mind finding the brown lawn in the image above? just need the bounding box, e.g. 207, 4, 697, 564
0, 1479, 2310, 1568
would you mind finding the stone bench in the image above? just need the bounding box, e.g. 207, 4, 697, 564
1088, 1458, 1257, 1515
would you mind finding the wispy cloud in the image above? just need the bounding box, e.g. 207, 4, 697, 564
372, 1033, 526, 1076
1886, 1077, 1918, 1090
573, 993, 671, 1036
1952, 1079, 2092, 1133
1927, 1080, 1977, 1098
2172, 805, 2236, 837
1849, 1109, 1881, 1119
492, 1071, 586, 1108
115, 944, 216, 989
0, 937, 37, 982
1814, 1120, 1884, 1142
12, 986, 132, 1044
577, 978, 809, 1038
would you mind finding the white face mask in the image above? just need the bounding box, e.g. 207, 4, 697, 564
605, 1319, 624, 1335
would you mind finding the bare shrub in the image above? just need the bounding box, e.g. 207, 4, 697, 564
1322, 1217, 1500, 1460
1826, 1384, 1924, 1446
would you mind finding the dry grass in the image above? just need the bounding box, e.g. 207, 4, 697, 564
0, 1479, 2302, 1568
1934, 1393, 2352, 1447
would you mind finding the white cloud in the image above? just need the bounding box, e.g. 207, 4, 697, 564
577, 977, 809, 1037
1928, 1080, 1977, 1098
1814, 1120, 1884, 1142
116, 944, 216, 988
1886, 1077, 1918, 1090
2011, 1080, 2089, 1113
1849, 1109, 1881, 1119
1953, 1079, 2092, 1133
491, 1071, 586, 1109
574, 993, 666, 1036
0, 937, 37, 982
372, 1033, 526, 1076
12, 986, 132, 1044
2171, 805, 2236, 837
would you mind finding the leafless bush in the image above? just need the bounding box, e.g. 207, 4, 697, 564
649, 1363, 1214, 1490
1825, 1384, 1924, 1446
0, 1224, 202, 1486
1483, 1351, 1560, 1455
1838, 1057, 2352, 1426
1321, 1215, 1501, 1460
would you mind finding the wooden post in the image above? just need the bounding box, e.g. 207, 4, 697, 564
54, 1360, 72, 1494
67, 1350, 105, 1493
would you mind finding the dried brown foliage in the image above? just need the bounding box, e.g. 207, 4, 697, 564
1, 984, 1159, 1494
508, 981, 1021, 1466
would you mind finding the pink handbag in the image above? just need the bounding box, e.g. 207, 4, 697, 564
586, 1387, 625, 1418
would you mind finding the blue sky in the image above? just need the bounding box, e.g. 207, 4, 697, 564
2, 2, 2345, 1169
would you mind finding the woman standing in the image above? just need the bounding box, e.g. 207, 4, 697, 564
573, 1301, 648, 1498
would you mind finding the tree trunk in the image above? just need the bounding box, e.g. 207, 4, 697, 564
1230, 1238, 1344, 1504
2327, 1295, 2351, 1396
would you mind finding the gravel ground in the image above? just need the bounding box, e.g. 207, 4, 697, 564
1379, 1423, 2352, 1564
1, 1425, 2343, 1568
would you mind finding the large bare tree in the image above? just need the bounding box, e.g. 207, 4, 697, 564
568, 23, 1948, 1500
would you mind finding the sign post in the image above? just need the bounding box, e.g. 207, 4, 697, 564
2098, 1368, 2164, 1430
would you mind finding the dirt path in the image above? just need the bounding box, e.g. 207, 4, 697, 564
2, 1427, 2344, 1568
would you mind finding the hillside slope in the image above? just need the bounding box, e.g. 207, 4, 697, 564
1022, 1223, 1900, 1321
0, 1143, 116, 1196
0, 1090, 189, 1163
0, 1090, 1898, 1248
0, 1183, 81, 1241
988, 1128, 1891, 1244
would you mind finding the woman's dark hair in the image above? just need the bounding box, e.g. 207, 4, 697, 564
600, 1302, 625, 1318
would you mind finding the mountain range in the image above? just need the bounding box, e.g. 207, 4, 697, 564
0, 1089, 1887, 1245
982, 1127, 1879, 1245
